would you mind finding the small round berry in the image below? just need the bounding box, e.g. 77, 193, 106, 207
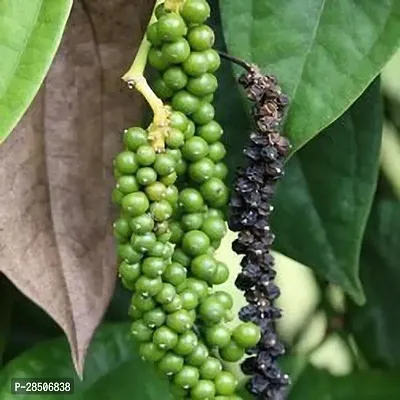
174, 366, 200, 389
215, 372, 237, 395
154, 154, 176, 176
153, 326, 179, 350
131, 293, 157, 312
186, 343, 209, 367
130, 213, 155, 234
148, 48, 169, 71
157, 13, 187, 42
179, 289, 199, 310
150, 200, 173, 222
191, 254, 217, 282
141, 256, 166, 278
174, 331, 198, 356
112, 188, 124, 205
202, 93, 214, 103
146, 22, 161, 47
181, 0, 211, 24
114, 151, 138, 174
113, 218, 132, 238
158, 352, 184, 375
163, 262, 187, 286
136, 145, 156, 166
182, 137, 209, 161
167, 309, 193, 333
162, 38, 191, 64
130, 320, 153, 342
135, 276, 163, 297
187, 25, 215, 51
149, 241, 170, 258
199, 357, 222, 379
143, 308, 166, 328
155, 282, 177, 305
172, 248, 192, 267
170, 111, 189, 132
199, 296, 225, 324
140, 342, 166, 362
128, 305, 142, 319
214, 162, 228, 180
123, 127, 147, 151
163, 295, 182, 313
201, 216, 226, 241
136, 167, 157, 186
182, 230, 210, 256
116, 176, 139, 195
155, 3, 167, 18
186, 278, 209, 301
153, 77, 174, 100
165, 128, 185, 148
191, 380, 216, 400
118, 261, 141, 282
131, 232, 157, 253
189, 158, 215, 183
172, 90, 201, 115
170, 221, 184, 244
181, 213, 204, 231
179, 188, 204, 212
204, 49, 221, 72
187, 73, 218, 97
198, 120, 223, 143
121, 192, 150, 216
118, 243, 143, 264
160, 171, 177, 186
205, 325, 231, 348
145, 182, 166, 202
219, 341, 245, 362
212, 262, 230, 285
192, 102, 215, 125
184, 120, 196, 139
208, 141, 227, 162
232, 322, 261, 349
183, 52, 209, 77
163, 66, 188, 91
214, 291, 234, 310
200, 178, 229, 208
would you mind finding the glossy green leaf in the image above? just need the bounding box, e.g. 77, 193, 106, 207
0, 0, 72, 144
0, 323, 172, 400
272, 79, 383, 304
290, 366, 400, 399
348, 200, 400, 368
219, 0, 400, 151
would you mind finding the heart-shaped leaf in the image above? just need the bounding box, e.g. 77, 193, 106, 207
219, 0, 400, 151
0, 0, 154, 376
0, 323, 172, 400
0, 0, 72, 144
347, 200, 400, 367
272, 79, 382, 304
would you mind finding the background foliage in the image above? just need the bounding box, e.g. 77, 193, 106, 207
1, 0, 400, 398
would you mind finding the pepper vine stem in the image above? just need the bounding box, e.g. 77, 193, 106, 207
121, 0, 170, 152
217, 50, 252, 71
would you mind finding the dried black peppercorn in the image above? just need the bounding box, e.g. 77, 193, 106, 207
221, 53, 291, 400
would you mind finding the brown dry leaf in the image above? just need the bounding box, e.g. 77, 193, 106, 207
0, 0, 154, 377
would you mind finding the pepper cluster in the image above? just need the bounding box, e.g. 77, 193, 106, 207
228, 67, 291, 399
112, 1, 262, 399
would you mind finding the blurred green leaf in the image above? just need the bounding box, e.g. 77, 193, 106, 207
0, 0, 72, 144
272, 79, 382, 304
348, 200, 400, 368
290, 366, 400, 399
219, 0, 400, 152
0, 323, 172, 400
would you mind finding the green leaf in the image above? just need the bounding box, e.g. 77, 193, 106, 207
348, 200, 400, 368
0, 0, 72, 143
0, 323, 172, 400
219, 0, 400, 151
272, 79, 383, 304
290, 366, 400, 399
